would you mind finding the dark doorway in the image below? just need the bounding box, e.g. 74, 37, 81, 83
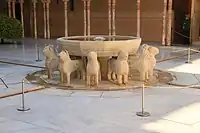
15, 3, 21, 21
172, 0, 191, 45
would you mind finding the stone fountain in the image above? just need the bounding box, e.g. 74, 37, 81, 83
26, 35, 173, 91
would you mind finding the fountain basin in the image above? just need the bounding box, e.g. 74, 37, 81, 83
56, 35, 141, 57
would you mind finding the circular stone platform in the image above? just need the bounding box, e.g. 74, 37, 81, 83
26, 69, 173, 91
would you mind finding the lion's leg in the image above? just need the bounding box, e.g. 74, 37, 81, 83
111, 72, 116, 80
87, 75, 90, 86
60, 71, 64, 84
117, 74, 122, 85
66, 73, 71, 85
145, 72, 149, 80
98, 70, 101, 82
123, 74, 128, 85
107, 69, 112, 81
47, 68, 52, 79
148, 68, 154, 77
82, 70, 86, 81
140, 72, 145, 81
95, 72, 99, 86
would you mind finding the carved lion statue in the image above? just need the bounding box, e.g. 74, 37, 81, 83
107, 50, 129, 85
142, 44, 159, 77
58, 49, 85, 84
86, 51, 101, 87
43, 45, 59, 79
128, 44, 159, 81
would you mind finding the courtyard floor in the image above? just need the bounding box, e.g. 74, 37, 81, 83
0, 38, 200, 133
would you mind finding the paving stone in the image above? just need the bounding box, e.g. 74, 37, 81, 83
170, 72, 199, 86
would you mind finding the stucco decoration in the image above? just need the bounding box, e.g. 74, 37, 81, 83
58, 49, 85, 84
86, 51, 101, 87
43, 45, 59, 79
107, 50, 129, 85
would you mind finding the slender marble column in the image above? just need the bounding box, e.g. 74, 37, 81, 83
12, 0, 16, 18
19, 0, 24, 38
46, 0, 51, 39
136, 0, 140, 37
108, 0, 112, 38
8, 0, 12, 17
83, 0, 87, 38
32, 0, 38, 39
162, 0, 167, 45
112, 0, 116, 40
87, 0, 91, 39
190, 0, 195, 44
63, 0, 69, 37
41, 0, 47, 39
166, 0, 172, 46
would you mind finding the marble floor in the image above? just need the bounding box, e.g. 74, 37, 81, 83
1, 38, 200, 133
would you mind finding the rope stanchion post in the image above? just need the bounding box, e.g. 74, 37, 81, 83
0, 78, 8, 88
185, 47, 192, 64
136, 84, 150, 117
35, 43, 42, 62
17, 79, 30, 112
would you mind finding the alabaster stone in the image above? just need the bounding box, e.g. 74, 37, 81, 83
107, 50, 129, 85
56, 36, 141, 57
86, 51, 101, 87
143, 44, 159, 77
43, 45, 59, 79
128, 44, 159, 81
58, 49, 85, 84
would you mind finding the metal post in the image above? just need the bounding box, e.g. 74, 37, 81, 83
136, 84, 150, 117
185, 47, 192, 63
0, 78, 8, 88
17, 79, 30, 112
35, 43, 42, 62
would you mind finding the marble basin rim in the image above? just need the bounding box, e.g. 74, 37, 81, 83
56, 35, 142, 57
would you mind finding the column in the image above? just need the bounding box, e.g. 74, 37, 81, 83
136, 0, 140, 38
63, 0, 69, 37
87, 0, 91, 38
19, 0, 24, 38
162, 0, 167, 46
46, 0, 51, 39
32, 0, 38, 39
12, 0, 16, 18
83, 0, 87, 38
112, 0, 116, 39
41, 0, 47, 39
190, 0, 195, 44
7, 0, 12, 17
108, 0, 112, 38
166, 0, 172, 46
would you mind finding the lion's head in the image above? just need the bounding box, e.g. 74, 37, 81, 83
148, 46, 159, 56
87, 51, 98, 61
58, 49, 70, 62
117, 50, 129, 61
43, 45, 56, 58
